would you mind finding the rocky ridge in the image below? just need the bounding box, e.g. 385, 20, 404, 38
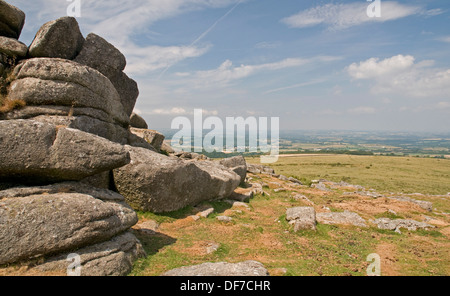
0, 1, 244, 276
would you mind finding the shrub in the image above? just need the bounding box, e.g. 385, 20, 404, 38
0, 94, 26, 113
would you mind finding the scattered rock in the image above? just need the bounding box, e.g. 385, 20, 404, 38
247, 164, 275, 175
291, 193, 314, 205
288, 177, 303, 185
316, 211, 367, 228
286, 207, 317, 231
217, 216, 233, 223
372, 218, 435, 233
29, 16, 84, 60
0, 0, 26, 39
129, 112, 148, 129
278, 175, 289, 181
198, 208, 215, 218
162, 261, 269, 276
224, 200, 251, 209
205, 242, 220, 254
311, 182, 331, 192
229, 188, 254, 202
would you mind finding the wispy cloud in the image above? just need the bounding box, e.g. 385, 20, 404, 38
11, 0, 245, 76
437, 36, 450, 43
264, 79, 326, 94
282, 1, 421, 30
176, 56, 341, 88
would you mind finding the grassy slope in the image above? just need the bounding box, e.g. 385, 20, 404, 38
130, 155, 450, 276
250, 154, 450, 195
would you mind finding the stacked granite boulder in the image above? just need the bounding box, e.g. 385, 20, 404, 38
0, 0, 244, 275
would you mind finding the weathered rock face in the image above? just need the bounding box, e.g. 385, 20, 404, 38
0, 36, 27, 58
286, 207, 317, 231
113, 146, 241, 213
0, 0, 26, 39
0, 190, 138, 266
35, 231, 145, 276
74, 33, 138, 116
0, 120, 130, 182
9, 58, 129, 126
220, 156, 247, 185
0, 6, 147, 276
162, 261, 270, 276
317, 211, 367, 228
29, 16, 84, 60
372, 218, 434, 233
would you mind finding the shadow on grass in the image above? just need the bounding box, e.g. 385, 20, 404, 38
133, 230, 177, 257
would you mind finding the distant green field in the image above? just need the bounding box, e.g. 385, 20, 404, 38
247, 154, 450, 195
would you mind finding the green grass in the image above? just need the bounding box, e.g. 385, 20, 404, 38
129, 154, 450, 276
249, 154, 450, 195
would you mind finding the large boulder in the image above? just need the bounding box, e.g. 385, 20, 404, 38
0, 190, 138, 265
0, 0, 26, 39
27, 115, 129, 145
0, 120, 130, 182
35, 231, 145, 276
220, 156, 247, 185
29, 16, 84, 60
113, 146, 241, 213
162, 261, 269, 276
74, 33, 138, 116
0, 36, 27, 58
9, 58, 129, 126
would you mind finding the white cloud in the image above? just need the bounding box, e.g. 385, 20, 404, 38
10, 0, 244, 76
347, 55, 415, 79
282, 1, 421, 30
177, 56, 341, 88
347, 55, 450, 98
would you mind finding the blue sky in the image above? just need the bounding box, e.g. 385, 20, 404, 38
10, 0, 450, 132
